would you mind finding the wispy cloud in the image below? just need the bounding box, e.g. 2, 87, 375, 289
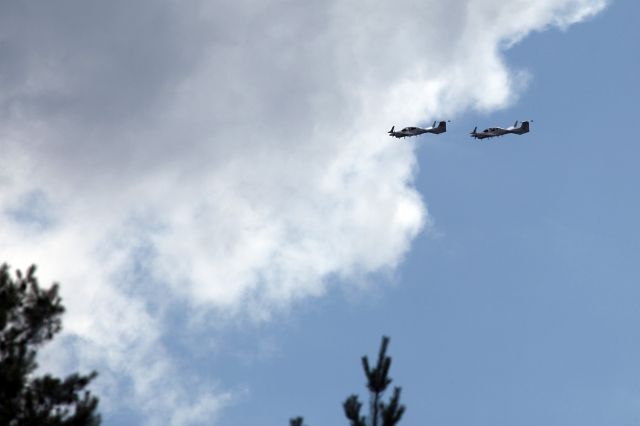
0, 0, 607, 423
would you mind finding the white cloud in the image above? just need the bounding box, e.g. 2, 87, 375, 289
0, 0, 607, 424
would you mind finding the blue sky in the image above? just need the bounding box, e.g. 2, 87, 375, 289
212, 3, 640, 426
1, 1, 639, 425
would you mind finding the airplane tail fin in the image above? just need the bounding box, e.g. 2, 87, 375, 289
471, 126, 477, 134
439, 121, 447, 130
512, 121, 530, 135
432, 121, 437, 128
388, 126, 395, 134
513, 120, 518, 128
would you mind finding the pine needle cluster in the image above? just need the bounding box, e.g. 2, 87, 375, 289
0, 264, 101, 426
291, 336, 405, 426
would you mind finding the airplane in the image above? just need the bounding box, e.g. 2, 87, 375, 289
388, 121, 448, 139
470, 120, 531, 140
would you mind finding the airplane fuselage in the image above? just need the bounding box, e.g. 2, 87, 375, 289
390, 127, 428, 138
470, 121, 530, 140
389, 121, 447, 139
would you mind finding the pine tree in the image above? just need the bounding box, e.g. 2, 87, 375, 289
343, 336, 405, 426
291, 336, 405, 426
289, 417, 306, 426
0, 264, 101, 426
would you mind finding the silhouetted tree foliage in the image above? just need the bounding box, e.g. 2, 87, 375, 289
289, 416, 307, 426
291, 336, 405, 426
0, 264, 101, 426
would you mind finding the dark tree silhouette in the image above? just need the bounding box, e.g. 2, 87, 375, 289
291, 336, 405, 426
289, 416, 307, 426
344, 336, 405, 426
0, 264, 101, 426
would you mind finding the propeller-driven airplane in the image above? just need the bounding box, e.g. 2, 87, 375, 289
388, 121, 448, 139
470, 120, 531, 140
